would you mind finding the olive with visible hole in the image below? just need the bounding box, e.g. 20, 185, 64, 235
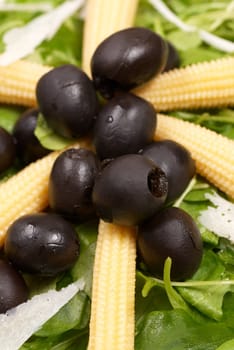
5, 213, 80, 276
140, 140, 195, 202
49, 148, 100, 221
0, 127, 15, 173
91, 27, 168, 98
163, 41, 180, 72
0, 259, 28, 313
94, 93, 156, 160
92, 154, 168, 226
137, 207, 203, 281
13, 108, 50, 164
36, 65, 99, 138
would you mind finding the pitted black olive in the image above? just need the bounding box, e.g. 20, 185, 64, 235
13, 108, 50, 164
0, 259, 28, 313
36, 65, 99, 138
137, 207, 203, 281
5, 213, 80, 276
49, 148, 100, 221
92, 154, 168, 226
140, 140, 195, 202
94, 93, 156, 160
0, 127, 15, 173
163, 41, 180, 72
91, 27, 168, 98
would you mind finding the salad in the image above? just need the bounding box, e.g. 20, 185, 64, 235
0, 0, 234, 349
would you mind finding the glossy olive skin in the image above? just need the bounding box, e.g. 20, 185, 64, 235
94, 93, 156, 160
36, 65, 99, 138
0, 259, 28, 313
140, 140, 195, 202
13, 108, 50, 164
92, 154, 168, 226
49, 148, 100, 221
0, 127, 15, 173
5, 213, 80, 276
137, 207, 203, 281
163, 41, 180, 72
91, 27, 168, 98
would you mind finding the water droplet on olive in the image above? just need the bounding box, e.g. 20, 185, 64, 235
137, 207, 203, 280
4, 213, 80, 276
0, 259, 28, 313
92, 154, 168, 226
91, 27, 168, 98
36, 65, 99, 138
94, 93, 156, 160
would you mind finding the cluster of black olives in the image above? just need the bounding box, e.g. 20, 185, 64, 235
0, 27, 201, 314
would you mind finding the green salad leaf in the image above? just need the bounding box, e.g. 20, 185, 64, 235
34, 114, 73, 150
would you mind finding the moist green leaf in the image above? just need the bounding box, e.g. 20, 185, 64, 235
177, 250, 233, 320
36, 292, 90, 337
216, 339, 234, 350
71, 221, 98, 297
0, 105, 23, 133
34, 114, 73, 150
167, 30, 201, 51
135, 308, 234, 350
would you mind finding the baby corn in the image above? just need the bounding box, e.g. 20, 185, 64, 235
134, 56, 234, 111
0, 60, 51, 106
88, 221, 136, 350
1, 57, 234, 111
0, 151, 58, 246
82, 0, 139, 76
156, 114, 234, 199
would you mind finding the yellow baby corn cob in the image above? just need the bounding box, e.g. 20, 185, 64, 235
88, 221, 136, 350
156, 114, 234, 199
0, 140, 90, 246
1, 56, 234, 110
82, 0, 139, 76
0, 60, 51, 106
0, 151, 58, 246
134, 56, 234, 111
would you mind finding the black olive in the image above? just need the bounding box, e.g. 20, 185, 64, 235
0, 259, 28, 313
94, 93, 156, 160
140, 140, 195, 202
5, 213, 80, 276
13, 108, 50, 164
36, 65, 99, 138
0, 127, 15, 173
91, 27, 168, 98
137, 207, 203, 281
49, 148, 100, 221
92, 154, 168, 226
162, 41, 180, 72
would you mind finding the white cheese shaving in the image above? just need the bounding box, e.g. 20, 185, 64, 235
0, 0, 85, 66
149, 0, 234, 53
198, 192, 234, 243
0, 279, 85, 350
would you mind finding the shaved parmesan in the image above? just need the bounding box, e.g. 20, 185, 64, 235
0, 0, 85, 66
198, 192, 234, 243
0, 279, 85, 350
